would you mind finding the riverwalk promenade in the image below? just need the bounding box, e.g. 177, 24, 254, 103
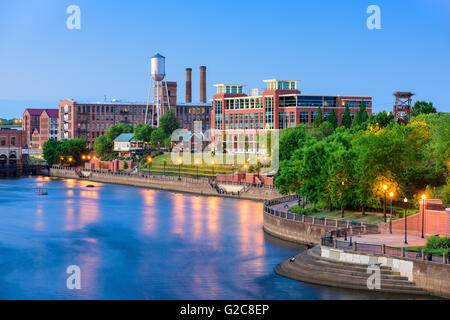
265, 196, 450, 299
45, 166, 281, 201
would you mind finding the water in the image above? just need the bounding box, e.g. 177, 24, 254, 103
0, 177, 381, 300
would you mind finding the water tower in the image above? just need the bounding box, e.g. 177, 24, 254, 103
145, 53, 171, 127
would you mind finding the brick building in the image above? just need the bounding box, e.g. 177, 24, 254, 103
0, 128, 25, 175
210, 80, 372, 153
59, 66, 212, 148
22, 108, 59, 148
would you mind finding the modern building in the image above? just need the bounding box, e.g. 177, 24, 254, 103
59, 66, 212, 148
22, 108, 59, 148
210, 79, 372, 154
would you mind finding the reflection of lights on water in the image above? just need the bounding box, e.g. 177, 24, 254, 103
140, 189, 157, 234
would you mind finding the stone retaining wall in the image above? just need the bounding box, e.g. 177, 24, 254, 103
263, 211, 337, 244
47, 168, 280, 201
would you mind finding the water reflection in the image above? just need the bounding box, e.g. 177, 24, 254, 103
0, 177, 390, 300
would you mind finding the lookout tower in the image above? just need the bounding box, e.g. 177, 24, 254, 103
393, 92, 414, 123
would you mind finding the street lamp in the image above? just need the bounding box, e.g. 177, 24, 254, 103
389, 192, 394, 234
178, 159, 183, 180
404, 197, 408, 245
421, 194, 426, 239
341, 181, 345, 218
195, 160, 200, 180
163, 160, 167, 176
147, 156, 152, 173
211, 160, 216, 179
383, 185, 387, 222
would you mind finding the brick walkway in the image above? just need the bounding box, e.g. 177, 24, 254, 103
338, 233, 427, 247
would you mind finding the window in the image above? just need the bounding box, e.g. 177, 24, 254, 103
265, 97, 274, 129
250, 113, 254, 129
299, 112, 309, 124
11, 136, 16, 146
290, 112, 295, 127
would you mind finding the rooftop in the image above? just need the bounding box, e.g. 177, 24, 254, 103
114, 133, 135, 142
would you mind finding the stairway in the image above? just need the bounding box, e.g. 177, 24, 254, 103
276, 247, 429, 296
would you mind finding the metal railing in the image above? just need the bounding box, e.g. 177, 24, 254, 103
263, 195, 379, 235
321, 237, 449, 265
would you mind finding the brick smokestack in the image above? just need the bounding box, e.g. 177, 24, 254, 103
200, 66, 206, 103
185, 68, 192, 103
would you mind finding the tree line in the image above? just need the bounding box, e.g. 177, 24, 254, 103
275, 109, 449, 213
93, 109, 180, 158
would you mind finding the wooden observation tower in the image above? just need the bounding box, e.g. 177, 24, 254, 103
393, 92, 414, 123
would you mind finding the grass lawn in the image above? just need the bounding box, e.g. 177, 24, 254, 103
289, 205, 419, 225
405, 246, 448, 254
151, 153, 268, 167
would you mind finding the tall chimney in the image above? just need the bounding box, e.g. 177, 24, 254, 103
185, 68, 192, 103
200, 66, 206, 103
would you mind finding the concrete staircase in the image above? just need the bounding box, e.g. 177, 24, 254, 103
276, 247, 429, 296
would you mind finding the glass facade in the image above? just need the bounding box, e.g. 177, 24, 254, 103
214, 100, 223, 129
264, 96, 274, 129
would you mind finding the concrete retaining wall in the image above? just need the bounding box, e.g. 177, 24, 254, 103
263, 211, 336, 244
321, 246, 450, 299
48, 168, 280, 201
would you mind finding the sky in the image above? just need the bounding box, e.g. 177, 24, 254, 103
0, 0, 449, 118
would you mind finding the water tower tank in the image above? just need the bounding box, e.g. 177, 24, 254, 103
151, 53, 166, 81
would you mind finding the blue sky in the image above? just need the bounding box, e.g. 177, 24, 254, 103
0, 0, 449, 118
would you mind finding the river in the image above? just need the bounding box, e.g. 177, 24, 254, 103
0, 177, 380, 299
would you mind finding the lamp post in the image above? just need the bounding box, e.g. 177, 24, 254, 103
389, 192, 394, 234
404, 197, 408, 245
147, 156, 152, 173
341, 181, 345, 218
421, 194, 426, 239
178, 159, 182, 180
211, 160, 216, 180
383, 185, 387, 223
195, 160, 200, 180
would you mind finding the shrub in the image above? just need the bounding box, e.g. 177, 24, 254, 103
290, 205, 319, 216
426, 235, 450, 250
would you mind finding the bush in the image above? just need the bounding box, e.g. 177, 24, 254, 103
290, 205, 319, 216
426, 235, 450, 250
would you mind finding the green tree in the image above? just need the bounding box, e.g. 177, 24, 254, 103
341, 103, 352, 128
42, 138, 60, 166
411, 101, 437, 117
134, 123, 154, 142
369, 111, 394, 128
106, 123, 133, 143
93, 135, 112, 157
313, 106, 323, 128
319, 121, 334, 137
278, 125, 312, 161
159, 109, 179, 135
151, 127, 168, 148
327, 109, 338, 129
353, 101, 369, 127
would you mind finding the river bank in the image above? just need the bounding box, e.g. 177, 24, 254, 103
45, 167, 281, 202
